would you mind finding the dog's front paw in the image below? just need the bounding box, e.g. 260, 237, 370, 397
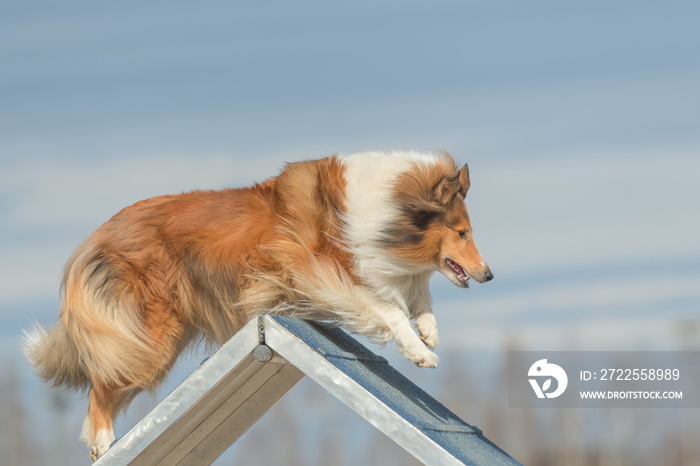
407, 345, 439, 368
414, 313, 439, 349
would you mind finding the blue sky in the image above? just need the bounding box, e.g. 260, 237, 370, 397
3, 0, 699, 346
1, 1, 699, 462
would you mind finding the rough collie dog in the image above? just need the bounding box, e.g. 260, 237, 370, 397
24, 150, 493, 460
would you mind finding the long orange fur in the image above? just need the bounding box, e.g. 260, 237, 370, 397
24, 152, 493, 459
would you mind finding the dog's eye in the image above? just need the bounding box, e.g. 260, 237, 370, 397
458, 230, 467, 240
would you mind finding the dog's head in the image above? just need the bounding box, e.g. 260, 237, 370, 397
431, 163, 493, 288
389, 155, 493, 288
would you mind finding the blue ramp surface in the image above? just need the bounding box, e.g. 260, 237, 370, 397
266, 315, 520, 466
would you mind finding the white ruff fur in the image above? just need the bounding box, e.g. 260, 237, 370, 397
338, 151, 442, 366
341, 151, 439, 309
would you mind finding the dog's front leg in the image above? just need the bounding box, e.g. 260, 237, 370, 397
385, 308, 439, 368
369, 298, 438, 368
289, 271, 438, 367
413, 311, 439, 350
335, 288, 439, 367
408, 274, 439, 350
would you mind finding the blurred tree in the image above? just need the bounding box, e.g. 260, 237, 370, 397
232, 397, 304, 466
365, 431, 422, 466
50, 391, 69, 466
0, 361, 39, 466
317, 422, 350, 466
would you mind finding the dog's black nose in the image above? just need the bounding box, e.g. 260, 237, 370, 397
484, 269, 494, 282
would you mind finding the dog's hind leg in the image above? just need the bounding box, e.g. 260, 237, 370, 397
82, 382, 148, 460
82, 382, 120, 461
74, 303, 187, 460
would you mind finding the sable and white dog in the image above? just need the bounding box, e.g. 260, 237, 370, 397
24, 151, 493, 460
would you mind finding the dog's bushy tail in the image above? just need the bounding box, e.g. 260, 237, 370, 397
23, 320, 90, 391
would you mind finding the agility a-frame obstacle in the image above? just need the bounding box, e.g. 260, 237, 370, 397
95, 314, 521, 465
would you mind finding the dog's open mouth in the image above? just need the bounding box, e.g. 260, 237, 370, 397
445, 258, 470, 287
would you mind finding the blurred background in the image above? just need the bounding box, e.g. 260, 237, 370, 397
2, 1, 699, 464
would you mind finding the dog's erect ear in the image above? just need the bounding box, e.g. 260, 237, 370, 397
458, 163, 470, 197
434, 163, 470, 204
434, 173, 461, 205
